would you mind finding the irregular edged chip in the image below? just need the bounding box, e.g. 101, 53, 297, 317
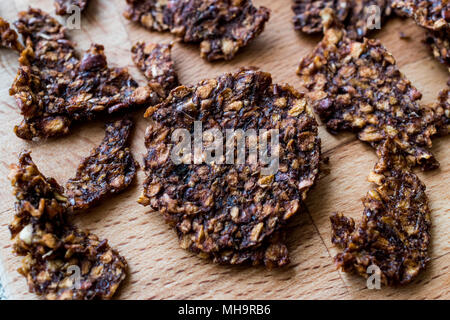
331, 140, 431, 286
66, 119, 138, 211
139, 69, 322, 267
0, 17, 24, 52
55, 0, 89, 15
392, 0, 450, 31
9, 152, 127, 300
124, 0, 270, 61
297, 10, 440, 170
131, 41, 179, 96
292, 0, 393, 39
9, 8, 151, 140
425, 30, 450, 72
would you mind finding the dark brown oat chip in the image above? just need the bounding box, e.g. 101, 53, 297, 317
55, 0, 89, 15
431, 80, 450, 136
0, 17, 24, 52
392, 0, 450, 31
66, 119, 138, 211
9, 152, 127, 300
124, 0, 270, 61
9, 8, 151, 140
139, 69, 321, 267
292, 0, 393, 39
331, 140, 431, 286
297, 10, 440, 170
131, 41, 179, 95
425, 30, 450, 72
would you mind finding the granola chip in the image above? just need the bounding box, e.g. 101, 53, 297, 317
0, 17, 24, 52
66, 119, 138, 211
9, 152, 128, 300
292, 0, 393, 39
297, 10, 440, 170
131, 41, 179, 96
55, 0, 89, 15
425, 30, 450, 72
139, 69, 321, 267
392, 0, 450, 31
432, 80, 450, 136
331, 140, 431, 286
9, 8, 151, 140
124, 0, 271, 61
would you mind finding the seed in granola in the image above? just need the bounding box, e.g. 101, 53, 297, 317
9, 151, 128, 300
66, 119, 138, 211
124, 0, 271, 61
297, 9, 441, 170
331, 140, 431, 286
9, 8, 152, 140
54, 0, 89, 15
139, 68, 321, 267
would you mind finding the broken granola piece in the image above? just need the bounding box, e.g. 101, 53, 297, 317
124, 0, 271, 61
297, 10, 440, 170
431, 80, 450, 136
55, 0, 89, 15
139, 69, 322, 267
425, 30, 450, 72
66, 119, 138, 211
292, 0, 350, 34
9, 8, 150, 140
0, 17, 24, 52
131, 41, 179, 96
331, 140, 431, 286
9, 151, 128, 300
292, 0, 393, 39
392, 0, 450, 31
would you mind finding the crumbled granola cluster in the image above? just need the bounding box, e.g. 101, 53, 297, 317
54, 0, 89, 15
66, 120, 138, 211
131, 41, 179, 95
0, 17, 23, 52
9, 152, 127, 300
331, 140, 431, 285
9, 8, 151, 140
139, 69, 321, 267
432, 80, 450, 135
297, 10, 441, 170
292, 0, 393, 39
392, 0, 450, 31
124, 0, 271, 61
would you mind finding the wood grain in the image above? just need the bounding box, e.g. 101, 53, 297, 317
0, 0, 448, 300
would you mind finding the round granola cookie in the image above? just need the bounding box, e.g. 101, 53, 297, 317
139, 69, 321, 267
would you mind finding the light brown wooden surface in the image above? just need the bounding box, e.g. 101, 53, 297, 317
0, 0, 448, 300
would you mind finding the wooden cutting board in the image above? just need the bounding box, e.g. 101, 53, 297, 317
0, 0, 448, 300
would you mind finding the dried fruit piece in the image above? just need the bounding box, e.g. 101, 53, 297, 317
331, 140, 431, 286
131, 41, 179, 96
55, 0, 89, 15
0, 17, 24, 52
297, 10, 440, 170
425, 30, 450, 72
140, 69, 321, 267
9, 8, 150, 140
9, 152, 127, 300
392, 0, 450, 31
124, 0, 271, 61
292, 0, 393, 39
66, 119, 138, 211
